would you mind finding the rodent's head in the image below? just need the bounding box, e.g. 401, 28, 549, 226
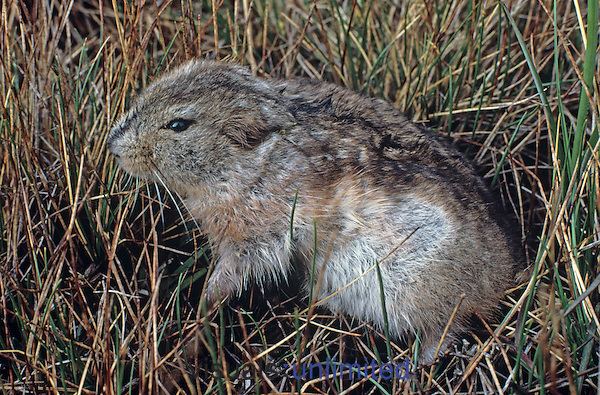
108, 59, 294, 192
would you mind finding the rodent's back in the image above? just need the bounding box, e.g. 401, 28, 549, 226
276, 80, 502, 214
273, 76, 524, 280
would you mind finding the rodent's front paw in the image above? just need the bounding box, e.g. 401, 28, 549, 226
203, 271, 240, 306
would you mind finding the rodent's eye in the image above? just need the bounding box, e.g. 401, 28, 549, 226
164, 118, 194, 132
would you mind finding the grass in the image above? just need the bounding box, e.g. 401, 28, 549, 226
0, 0, 598, 393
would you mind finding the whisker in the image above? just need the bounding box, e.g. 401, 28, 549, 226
123, 173, 134, 190
171, 184, 203, 236
153, 180, 166, 226
146, 157, 204, 234
145, 181, 154, 217
152, 169, 195, 235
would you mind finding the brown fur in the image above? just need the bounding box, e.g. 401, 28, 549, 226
108, 59, 524, 364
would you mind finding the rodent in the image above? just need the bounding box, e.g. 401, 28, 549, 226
107, 59, 523, 363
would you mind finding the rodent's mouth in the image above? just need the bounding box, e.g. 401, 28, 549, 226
113, 156, 155, 180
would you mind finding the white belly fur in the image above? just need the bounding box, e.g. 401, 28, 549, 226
308, 196, 453, 338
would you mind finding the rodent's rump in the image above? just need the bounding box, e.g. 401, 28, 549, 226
108, 59, 524, 363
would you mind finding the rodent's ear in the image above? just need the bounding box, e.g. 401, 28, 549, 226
220, 99, 295, 149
